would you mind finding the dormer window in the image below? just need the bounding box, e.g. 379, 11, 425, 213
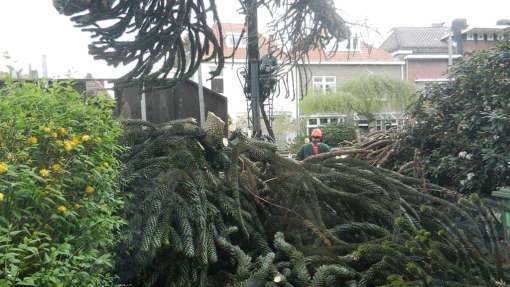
224, 33, 247, 48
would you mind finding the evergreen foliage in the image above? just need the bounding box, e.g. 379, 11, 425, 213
320, 123, 357, 147
397, 42, 510, 195
116, 115, 509, 287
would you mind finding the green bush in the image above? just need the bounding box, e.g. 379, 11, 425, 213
289, 134, 308, 154
403, 41, 510, 195
321, 123, 357, 147
0, 81, 124, 286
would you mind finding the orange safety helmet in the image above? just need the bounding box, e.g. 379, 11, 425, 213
310, 129, 322, 138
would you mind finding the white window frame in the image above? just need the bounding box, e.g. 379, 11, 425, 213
497, 34, 505, 41
487, 33, 494, 41
477, 33, 485, 41
312, 76, 337, 93
467, 33, 474, 40
224, 33, 247, 48
208, 66, 224, 94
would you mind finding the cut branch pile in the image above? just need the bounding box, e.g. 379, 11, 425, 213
116, 114, 509, 287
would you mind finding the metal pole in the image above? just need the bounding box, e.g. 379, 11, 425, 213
448, 31, 453, 67
247, 0, 261, 137
197, 64, 206, 128
141, 82, 147, 121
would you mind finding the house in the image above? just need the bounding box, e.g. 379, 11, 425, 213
444, 19, 509, 56
304, 42, 404, 93
300, 41, 407, 134
381, 20, 509, 88
192, 23, 290, 122
380, 24, 462, 87
195, 23, 410, 135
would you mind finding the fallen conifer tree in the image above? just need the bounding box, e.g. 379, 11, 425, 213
115, 113, 509, 287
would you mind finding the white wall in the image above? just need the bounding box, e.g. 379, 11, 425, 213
194, 62, 298, 121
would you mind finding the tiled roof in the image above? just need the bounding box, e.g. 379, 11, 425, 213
213, 23, 270, 61
380, 27, 450, 54
306, 44, 395, 63
215, 24, 396, 63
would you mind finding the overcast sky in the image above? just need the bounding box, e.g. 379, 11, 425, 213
0, 0, 508, 78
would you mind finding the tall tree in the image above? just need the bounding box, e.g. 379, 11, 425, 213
54, 0, 351, 137
53, 0, 350, 83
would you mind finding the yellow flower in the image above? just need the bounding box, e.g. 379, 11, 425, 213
84, 185, 95, 195
51, 164, 62, 173
57, 205, 67, 213
0, 162, 8, 174
63, 141, 73, 152
52, 132, 58, 139
39, 169, 50, 177
95, 137, 102, 144
42, 127, 51, 133
57, 127, 67, 135
27, 136, 38, 145
0, 192, 4, 202
81, 134, 90, 142
71, 137, 81, 146
74, 203, 81, 209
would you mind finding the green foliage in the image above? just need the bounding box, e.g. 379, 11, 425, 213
320, 123, 357, 147
117, 118, 508, 287
0, 81, 124, 286
300, 75, 416, 122
300, 90, 351, 115
271, 113, 297, 149
402, 42, 510, 194
289, 134, 308, 154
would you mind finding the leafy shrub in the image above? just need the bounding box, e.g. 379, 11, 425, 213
289, 134, 308, 154
321, 123, 357, 147
403, 42, 510, 195
0, 81, 124, 286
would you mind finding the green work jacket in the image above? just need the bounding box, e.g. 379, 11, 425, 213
296, 143, 330, 160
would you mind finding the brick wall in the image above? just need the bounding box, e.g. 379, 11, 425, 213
406, 59, 449, 82
306, 64, 403, 87
463, 40, 497, 54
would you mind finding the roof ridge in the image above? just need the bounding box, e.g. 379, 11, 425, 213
393, 26, 448, 30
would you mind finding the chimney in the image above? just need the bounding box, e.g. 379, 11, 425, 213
451, 19, 467, 55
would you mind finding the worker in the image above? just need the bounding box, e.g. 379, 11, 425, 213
296, 129, 330, 160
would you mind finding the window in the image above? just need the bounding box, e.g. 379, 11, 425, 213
330, 118, 338, 124
224, 33, 247, 48
497, 34, 505, 41
320, 118, 328, 125
209, 67, 224, 94
308, 119, 317, 125
467, 33, 474, 40
477, 33, 485, 41
488, 33, 494, 41
312, 76, 336, 93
